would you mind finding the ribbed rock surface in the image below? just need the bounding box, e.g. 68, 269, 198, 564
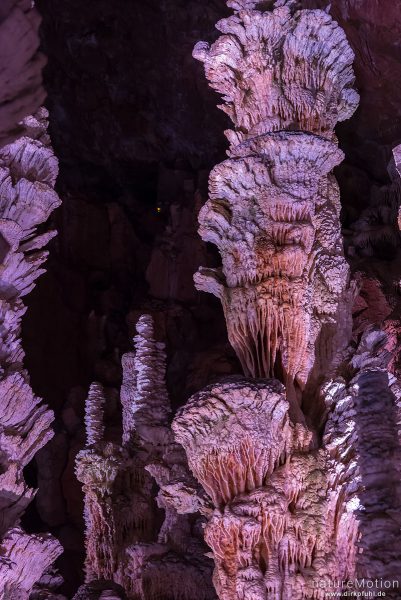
121, 314, 170, 449
77, 314, 214, 599
173, 377, 363, 598
0, 109, 62, 597
323, 328, 401, 595
0, 1, 46, 147
193, 0, 358, 395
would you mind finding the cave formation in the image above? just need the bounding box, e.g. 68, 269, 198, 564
0, 0, 400, 599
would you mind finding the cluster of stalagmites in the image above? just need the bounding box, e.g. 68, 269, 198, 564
75, 315, 215, 600
193, 0, 358, 390
323, 328, 401, 588
0, 108, 63, 598
71, 1, 401, 598
168, 1, 401, 600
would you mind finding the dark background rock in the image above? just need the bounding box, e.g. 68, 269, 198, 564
0, 0, 46, 146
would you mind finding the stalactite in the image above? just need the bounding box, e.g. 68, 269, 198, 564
0, 108, 63, 597
127, 314, 171, 449
193, 0, 358, 392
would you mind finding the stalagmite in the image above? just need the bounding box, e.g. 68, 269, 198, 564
173, 352, 400, 597
393, 144, 401, 232
85, 382, 106, 447
0, 108, 63, 597
75, 380, 146, 587
76, 316, 161, 588
174, 380, 323, 597
121, 314, 171, 450
193, 0, 359, 391
77, 314, 214, 599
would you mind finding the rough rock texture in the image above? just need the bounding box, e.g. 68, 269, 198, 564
323, 328, 401, 593
0, 109, 63, 597
121, 314, 171, 449
174, 363, 397, 598
15, 0, 401, 595
193, 0, 358, 396
76, 315, 215, 599
0, 1, 46, 147
171, 2, 401, 599
173, 379, 329, 597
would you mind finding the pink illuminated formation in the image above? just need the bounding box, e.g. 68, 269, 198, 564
172, 1, 400, 599
0, 1, 399, 598
0, 108, 62, 598
173, 379, 343, 598
193, 0, 358, 393
74, 2, 401, 599
174, 346, 401, 597
76, 315, 215, 600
